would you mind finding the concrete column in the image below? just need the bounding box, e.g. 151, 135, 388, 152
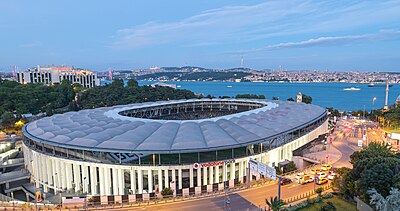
189, 167, 194, 188
40, 156, 48, 185
130, 169, 136, 194
172, 169, 176, 184
112, 168, 119, 195
33, 154, 40, 188
65, 163, 73, 191
164, 169, 169, 189
223, 164, 227, 182
118, 168, 124, 195
51, 159, 58, 194
203, 167, 208, 185
209, 166, 214, 184
158, 169, 163, 192
90, 166, 97, 195
239, 161, 244, 179
46, 159, 52, 186
138, 169, 143, 194
99, 167, 105, 195
73, 163, 81, 193
197, 168, 201, 186
104, 168, 111, 195
215, 166, 220, 183
230, 163, 235, 180
58, 160, 66, 190
148, 169, 153, 193
178, 168, 182, 189
82, 165, 89, 194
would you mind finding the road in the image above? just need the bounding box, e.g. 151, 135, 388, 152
111, 181, 325, 211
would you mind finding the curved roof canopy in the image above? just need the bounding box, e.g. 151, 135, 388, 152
24, 99, 326, 153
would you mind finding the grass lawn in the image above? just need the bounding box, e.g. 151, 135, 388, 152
297, 196, 357, 211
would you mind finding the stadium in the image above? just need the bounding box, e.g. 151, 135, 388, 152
22, 98, 328, 199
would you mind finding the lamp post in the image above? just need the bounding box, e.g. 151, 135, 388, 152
372, 97, 376, 117
83, 177, 87, 211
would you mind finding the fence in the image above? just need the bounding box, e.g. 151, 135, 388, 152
284, 183, 332, 204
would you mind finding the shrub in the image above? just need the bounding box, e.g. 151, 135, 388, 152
315, 196, 322, 203
320, 201, 336, 211
161, 187, 173, 196
322, 193, 333, 199
316, 187, 324, 197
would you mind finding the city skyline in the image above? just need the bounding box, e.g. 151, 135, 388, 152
1, 0, 400, 72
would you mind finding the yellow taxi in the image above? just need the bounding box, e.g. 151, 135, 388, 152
310, 168, 322, 174
316, 178, 328, 185
321, 164, 332, 171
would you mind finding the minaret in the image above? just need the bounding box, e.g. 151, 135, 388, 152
108, 68, 113, 80
296, 92, 302, 103
384, 81, 389, 110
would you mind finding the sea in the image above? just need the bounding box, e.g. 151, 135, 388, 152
102, 80, 399, 112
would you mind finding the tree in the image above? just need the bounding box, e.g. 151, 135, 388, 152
272, 96, 279, 100
350, 142, 393, 165
1, 111, 15, 127
127, 79, 138, 88
302, 94, 312, 104
283, 161, 297, 173
360, 163, 394, 197
265, 196, 286, 211
368, 188, 400, 211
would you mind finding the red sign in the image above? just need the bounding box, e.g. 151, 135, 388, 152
193, 161, 225, 169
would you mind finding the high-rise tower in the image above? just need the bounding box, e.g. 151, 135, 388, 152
384, 81, 389, 110
108, 68, 113, 80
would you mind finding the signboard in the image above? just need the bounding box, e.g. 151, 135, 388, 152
257, 162, 277, 180
249, 159, 258, 172
249, 159, 276, 180
193, 159, 236, 169
358, 140, 363, 147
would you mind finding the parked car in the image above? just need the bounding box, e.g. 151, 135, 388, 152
328, 173, 337, 180
321, 164, 332, 171
316, 178, 329, 185
280, 178, 292, 186
300, 175, 314, 184
310, 168, 322, 174
295, 172, 305, 182
317, 172, 327, 178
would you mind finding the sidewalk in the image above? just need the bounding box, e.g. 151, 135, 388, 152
302, 144, 342, 165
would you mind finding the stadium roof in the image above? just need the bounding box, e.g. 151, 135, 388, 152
23, 99, 327, 153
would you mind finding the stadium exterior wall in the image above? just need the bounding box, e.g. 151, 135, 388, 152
23, 120, 328, 196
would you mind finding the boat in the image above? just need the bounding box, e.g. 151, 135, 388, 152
368, 83, 393, 87
343, 87, 361, 91
226, 85, 233, 88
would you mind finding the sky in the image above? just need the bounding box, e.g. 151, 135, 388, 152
1, 0, 400, 72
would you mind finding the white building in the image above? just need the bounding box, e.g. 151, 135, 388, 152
22, 99, 328, 198
16, 65, 100, 88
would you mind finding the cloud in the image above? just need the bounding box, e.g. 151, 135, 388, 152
233, 30, 400, 53
111, 1, 400, 49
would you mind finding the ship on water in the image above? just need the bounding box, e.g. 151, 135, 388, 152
368, 83, 393, 87
343, 87, 361, 91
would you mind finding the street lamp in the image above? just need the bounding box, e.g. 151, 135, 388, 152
83, 177, 87, 211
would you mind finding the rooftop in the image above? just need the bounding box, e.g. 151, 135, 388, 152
24, 99, 327, 153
